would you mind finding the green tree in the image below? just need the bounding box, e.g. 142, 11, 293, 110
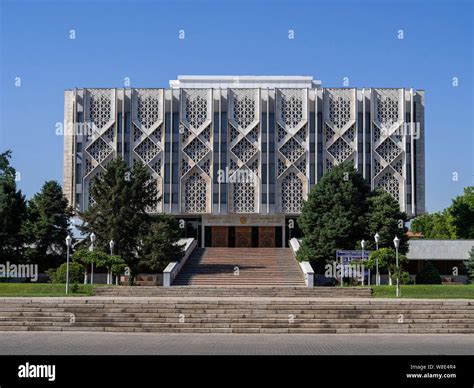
46, 261, 84, 284
79, 157, 177, 282
464, 247, 474, 282
410, 210, 456, 239
140, 215, 184, 272
366, 189, 408, 253
297, 162, 370, 270
0, 150, 27, 262
450, 186, 474, 239
367, 247, 407, 285
72, 248, 124, 284
23, 181, 73, 271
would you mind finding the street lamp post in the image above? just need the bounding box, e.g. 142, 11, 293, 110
393, 236, 400, 297
374, 232, 380, 286
109, 240, 115, 285
65, 235, 72, 295
361, 239, 366, 286
90, 232, 96, 285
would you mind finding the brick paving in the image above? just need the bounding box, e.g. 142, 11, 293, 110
1, 332, 473, 355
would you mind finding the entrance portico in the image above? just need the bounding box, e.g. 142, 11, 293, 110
202, 215, 286, 248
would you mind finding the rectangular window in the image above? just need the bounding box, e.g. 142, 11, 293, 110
164, 112, 171, 135
269, 193, 275, 204
75, 164, 82, 183
164, 163, 170, 184
269, 114, 275, 134
357, 113, 363, 135
125, 113, 130, 133
117, 113, 122, 134
172, 113, 180, 134
317, 113, 323, 133
76, 142, 82, 152
269, 163, 275, 184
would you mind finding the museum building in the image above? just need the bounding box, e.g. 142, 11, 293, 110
63, 76, 425, 248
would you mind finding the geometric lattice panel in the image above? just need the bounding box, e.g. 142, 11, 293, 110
371, 89, 405, 209
180, 89, 212, 214
281, 172, 303, 213
326, 89, 354, 130
328, 137, 353, 164
230, 89, 257, 130
376, 138, 402, 164
228, 89, 260, 213
87, 137, 113, 163
276, 88, 309, 212
375, 90, 400, 128
323, 89, 356, 172
276, 88, 307, 131
231, 137, 257, 164
280, 137, 305, 164
184, 172, 207, 213
135, 137, 161, 164
184, 138, 209, 163
232, 182, 256, 213
87, 89, 113, 131
181, 89, 211, 131
130, 89, 164, 213
376, 171, 400, 202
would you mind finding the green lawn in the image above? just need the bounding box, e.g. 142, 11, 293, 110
370, 284, 474, 299
1, 283, 473, 299
0, 283, 96, 297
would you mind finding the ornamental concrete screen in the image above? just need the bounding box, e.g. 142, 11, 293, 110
63, 76, 425, 247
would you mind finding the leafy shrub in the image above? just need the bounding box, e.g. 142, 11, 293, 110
391, 270, 413, 285
46, 262, 84, 284
415, 262, 442, 284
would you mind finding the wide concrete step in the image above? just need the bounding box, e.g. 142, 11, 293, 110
1, 297, 473, 333
93, 286, 373, 298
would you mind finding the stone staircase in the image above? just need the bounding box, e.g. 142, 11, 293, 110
173, 248, 306, 286
0, 297, 473, 334
93, 286, 372, 298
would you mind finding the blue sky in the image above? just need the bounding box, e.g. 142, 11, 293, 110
0, 0, 472, 212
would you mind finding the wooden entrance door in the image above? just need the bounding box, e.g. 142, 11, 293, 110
212, 226, 228, 247
235, 226, 252, 247
259, 226, 275, 247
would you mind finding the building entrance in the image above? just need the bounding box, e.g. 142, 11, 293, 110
208, 226, 281, 248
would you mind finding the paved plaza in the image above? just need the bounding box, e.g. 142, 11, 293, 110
1, 332, 473, 355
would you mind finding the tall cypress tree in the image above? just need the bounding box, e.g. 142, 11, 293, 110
366, 188, 408, 254
297, 162, 370, 270
79, 158, 158, 276
23, 181, 73, 271
0, 150, 27, 262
